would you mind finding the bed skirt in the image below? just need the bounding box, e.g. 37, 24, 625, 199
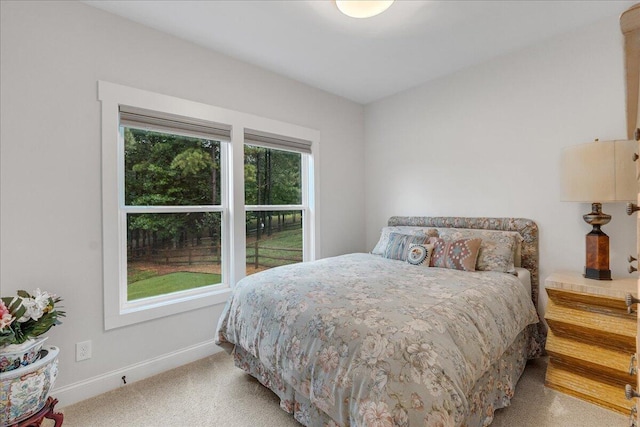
232, 325, 533, 427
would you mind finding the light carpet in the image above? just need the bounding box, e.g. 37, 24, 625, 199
43, 352, 627, 427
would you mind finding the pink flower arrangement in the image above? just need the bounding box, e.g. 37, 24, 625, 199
0, 301, 12, 330
0, 289, 65, 347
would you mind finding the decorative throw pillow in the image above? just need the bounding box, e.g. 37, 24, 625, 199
437, 228, 522, 273
430, 238, 482, 271
383, 232, 428, 261
406, 243, 434, 267
372, 227, 438, 255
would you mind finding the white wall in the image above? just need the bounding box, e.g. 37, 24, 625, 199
365, 16, 636, 316
0, 1, 365, 404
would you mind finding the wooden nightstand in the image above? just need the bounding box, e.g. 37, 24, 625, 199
544, 271, 637, 414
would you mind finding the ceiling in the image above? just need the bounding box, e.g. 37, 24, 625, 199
84, 1, 636, 105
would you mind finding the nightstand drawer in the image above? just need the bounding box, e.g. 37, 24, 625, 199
545, 329, 633, 382
545, 362, 631, 414
545, 295, 635, 350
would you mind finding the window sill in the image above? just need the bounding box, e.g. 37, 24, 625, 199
104, 286, 232, 330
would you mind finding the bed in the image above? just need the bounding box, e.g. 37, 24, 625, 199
216, 216, 546, 427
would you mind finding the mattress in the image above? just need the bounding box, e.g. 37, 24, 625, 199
515, 267, 531, 296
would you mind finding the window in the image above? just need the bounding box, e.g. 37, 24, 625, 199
244, 137, 308, 275
121, 121, 225, 301
99, 82, 319, 329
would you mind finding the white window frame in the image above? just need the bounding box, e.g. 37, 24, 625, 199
99, 81, 320, 330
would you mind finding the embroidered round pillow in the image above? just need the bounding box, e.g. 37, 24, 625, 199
406, 243, 432, 266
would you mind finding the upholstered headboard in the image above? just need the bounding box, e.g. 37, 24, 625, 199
388, 216, 545, 356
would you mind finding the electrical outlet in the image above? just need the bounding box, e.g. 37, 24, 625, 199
76, 340, 92, 361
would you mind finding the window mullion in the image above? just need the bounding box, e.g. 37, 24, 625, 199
301, 154, 310, 262
230, 126, 247, 286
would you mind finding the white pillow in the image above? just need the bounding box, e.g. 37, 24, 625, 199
371, 226, 439, 255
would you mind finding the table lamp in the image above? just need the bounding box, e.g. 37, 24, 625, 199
561, 139, 636, 280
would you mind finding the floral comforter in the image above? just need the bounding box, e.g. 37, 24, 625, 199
216, 253, 539, 426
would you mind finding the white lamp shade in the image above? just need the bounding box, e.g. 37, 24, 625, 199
561, 139, 636, 202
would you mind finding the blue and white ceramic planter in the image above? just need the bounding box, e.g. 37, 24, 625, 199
0, 346, 59, 426
0, 338, 48, 373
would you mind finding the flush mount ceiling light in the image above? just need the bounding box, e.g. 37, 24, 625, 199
335, 0, 395, 19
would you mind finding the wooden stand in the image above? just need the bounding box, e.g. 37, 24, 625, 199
10, 397, 63, 427
544, 272, 637, 414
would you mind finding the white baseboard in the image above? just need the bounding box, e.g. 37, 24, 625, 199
52, 339, 222, 408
